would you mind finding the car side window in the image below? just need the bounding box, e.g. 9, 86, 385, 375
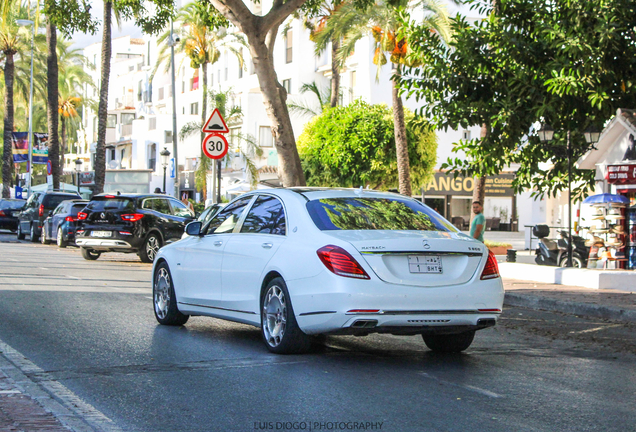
141, 199, 153, 210
155, 199, 172, 215
170, 199, 194, 218
240, 196, 286, 235
206, 197, 253, 234
53, 204, 64, 215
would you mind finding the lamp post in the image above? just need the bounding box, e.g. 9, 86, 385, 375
74, 158, 83, 195
160, 147, 171, 194
538, 123, 600, 267
16, 19, 34, 198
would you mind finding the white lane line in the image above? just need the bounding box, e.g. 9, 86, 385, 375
67, 275, 80, 280
38, 267, 50, 270
0, 338, 122, 432
145, 296, 153, 299
569, 324, 623, 334
419, 372, 503, 398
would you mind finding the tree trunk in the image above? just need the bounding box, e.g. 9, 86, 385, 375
392, 66, 411, 196
46, 22, 60, 190
470, 124, 488, 224
60, 115, 66, 171
248, 31, 306, 187
2, 53, 15, 198
94, 1, 112, 195
330, 37, 340, 108
199, 62, 209, 201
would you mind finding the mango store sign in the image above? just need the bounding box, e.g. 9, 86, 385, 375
424, 173, 515, 197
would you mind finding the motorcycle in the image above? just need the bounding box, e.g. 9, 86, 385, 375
533, 224, 590, 268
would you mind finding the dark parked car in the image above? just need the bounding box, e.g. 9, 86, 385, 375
0, 199, 26, 231
75, 193, 195, 262
41, 199, 89, 247
17, 191, 81, 242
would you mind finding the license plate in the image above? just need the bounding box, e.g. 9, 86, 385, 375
408, 255, 442, 274
91, 231, 112, 238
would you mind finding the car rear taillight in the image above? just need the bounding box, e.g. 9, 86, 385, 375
121, 213, 144, 222
317, 245, 370, 280
0, 210, 5, 217
76, 230, 85, 234
104, 195, 116, 198
119, 231, 132, 235
77, 212, 88, 220
38, 204, 44, 217
480, 250, 500, 280
65, 216, 77, 222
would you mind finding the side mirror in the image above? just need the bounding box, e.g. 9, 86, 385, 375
48, 211, 53, 217
185, 221, 203, 237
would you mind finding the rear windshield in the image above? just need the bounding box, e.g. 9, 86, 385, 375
71, 203, 87, 214
306, 197, 454, 231
43, 195, 77, 210
0, 200, 25, 210
86, 198, 135, 212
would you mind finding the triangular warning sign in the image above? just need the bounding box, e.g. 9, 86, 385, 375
202, 108, 229, 134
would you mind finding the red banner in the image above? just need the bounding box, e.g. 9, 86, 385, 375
606, 164, 636, 184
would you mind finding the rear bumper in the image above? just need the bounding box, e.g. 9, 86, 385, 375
75, 238, 133, 250
0, 219, 18, 230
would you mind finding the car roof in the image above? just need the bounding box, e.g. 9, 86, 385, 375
93, 193, 177, 199
285, 187, 406, 201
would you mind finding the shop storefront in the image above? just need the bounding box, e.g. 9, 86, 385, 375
578, 108, 636, 270
422, 172, 517, 231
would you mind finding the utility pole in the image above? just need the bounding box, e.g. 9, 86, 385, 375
170, 19, 179, 199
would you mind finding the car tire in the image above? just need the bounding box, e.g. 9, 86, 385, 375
153, 261, 189, 326
422, 331, 475, 353
57, 227, 67, 248
16, 224, 25, 240
40, 229, 50, 245
559, 253, 583, 268
81, 247, 100, 260
260, 277, 312, 354
30, 224, 39, 242
139, 233, 162, 263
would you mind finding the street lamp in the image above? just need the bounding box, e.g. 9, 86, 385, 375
74, 158, 83, 195
160, 147, 171, 194
538, 123, 600, 267
16, 19, 34, 198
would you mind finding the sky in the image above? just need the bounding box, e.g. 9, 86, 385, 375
70, 2, 143, 50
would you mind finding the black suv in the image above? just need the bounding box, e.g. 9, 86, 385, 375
17, 191, 81, 242
75, 193, 195, 262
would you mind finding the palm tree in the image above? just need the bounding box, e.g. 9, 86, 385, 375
154, 2, 246, 200
303, 0, 347, 108
1, 0, 32, 198
314, 0, 450, 196
287, 81, 331, 118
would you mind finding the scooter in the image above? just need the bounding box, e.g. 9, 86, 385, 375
533, 224, 589, 268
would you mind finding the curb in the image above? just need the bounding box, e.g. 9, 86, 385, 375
504, 292, 636, 324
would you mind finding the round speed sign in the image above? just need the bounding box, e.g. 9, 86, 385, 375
202, 133, 229, 159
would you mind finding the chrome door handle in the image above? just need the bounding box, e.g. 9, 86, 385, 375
214, 241, 223, 246
262, 243, 273, 249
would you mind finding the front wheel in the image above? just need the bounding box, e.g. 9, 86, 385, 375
559, 253, 583, 268
153, 262, 189, 325
16, 224, 25, 240
81, 248, 100, 260
57, 227, 67, 248
261, 277, 312, 354
40, 229, 50, 245
422, 331, 475, 353
139, 233, 162, 263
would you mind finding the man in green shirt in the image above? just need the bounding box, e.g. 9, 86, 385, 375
469, 201, 485, 242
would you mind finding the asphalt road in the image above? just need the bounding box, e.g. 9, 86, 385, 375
1, 231, 635, 432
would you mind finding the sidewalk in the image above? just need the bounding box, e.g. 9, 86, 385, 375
503, 278, 636, 323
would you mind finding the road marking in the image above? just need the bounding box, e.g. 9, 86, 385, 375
38, 267, 49, 270
67, 275, 80, 279
569, 324, 623, 334
0, 338, 122, 432
419, 372, 503, 398
0, 390, 21, 394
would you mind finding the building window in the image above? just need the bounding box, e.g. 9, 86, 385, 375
285, 31, 293, 63
137, 81, 142, 101
168, 85, 173, 98
107, 114, 117, 128
190, 102, 199, 115
149, 117, 157, 130
181, 80, 185, 93
282, 79, 291, 94
158, 87, 164, 100
462, 130, 471, 140
211, 72, 214, 86
148, 143, 156, 170
259, 126, 273, 147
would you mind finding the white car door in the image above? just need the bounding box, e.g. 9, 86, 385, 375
221, 195, 287, 314
176, 196, 253, 308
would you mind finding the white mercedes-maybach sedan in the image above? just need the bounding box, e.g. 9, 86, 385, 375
152, 188, 504, 354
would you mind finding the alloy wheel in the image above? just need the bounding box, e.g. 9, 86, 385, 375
154, 267, 170, 320
146, 236, 160, 261
262, 285, 287, 347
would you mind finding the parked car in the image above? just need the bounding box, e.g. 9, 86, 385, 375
152, 188, 504, 354
75, 193, 195, 262
17, 191, 81, 242
41, 199, 89, 247
181, 203, 226, 239
0, 199, 26, 232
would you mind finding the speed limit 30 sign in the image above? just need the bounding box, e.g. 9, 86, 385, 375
202, 133, 229, 159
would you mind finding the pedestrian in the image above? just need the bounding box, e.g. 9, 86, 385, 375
181, 194, 194, 212
470, 200, 485, 242
154, 187, 162, 194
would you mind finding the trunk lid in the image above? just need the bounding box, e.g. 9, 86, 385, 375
323, 230, 486, 287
